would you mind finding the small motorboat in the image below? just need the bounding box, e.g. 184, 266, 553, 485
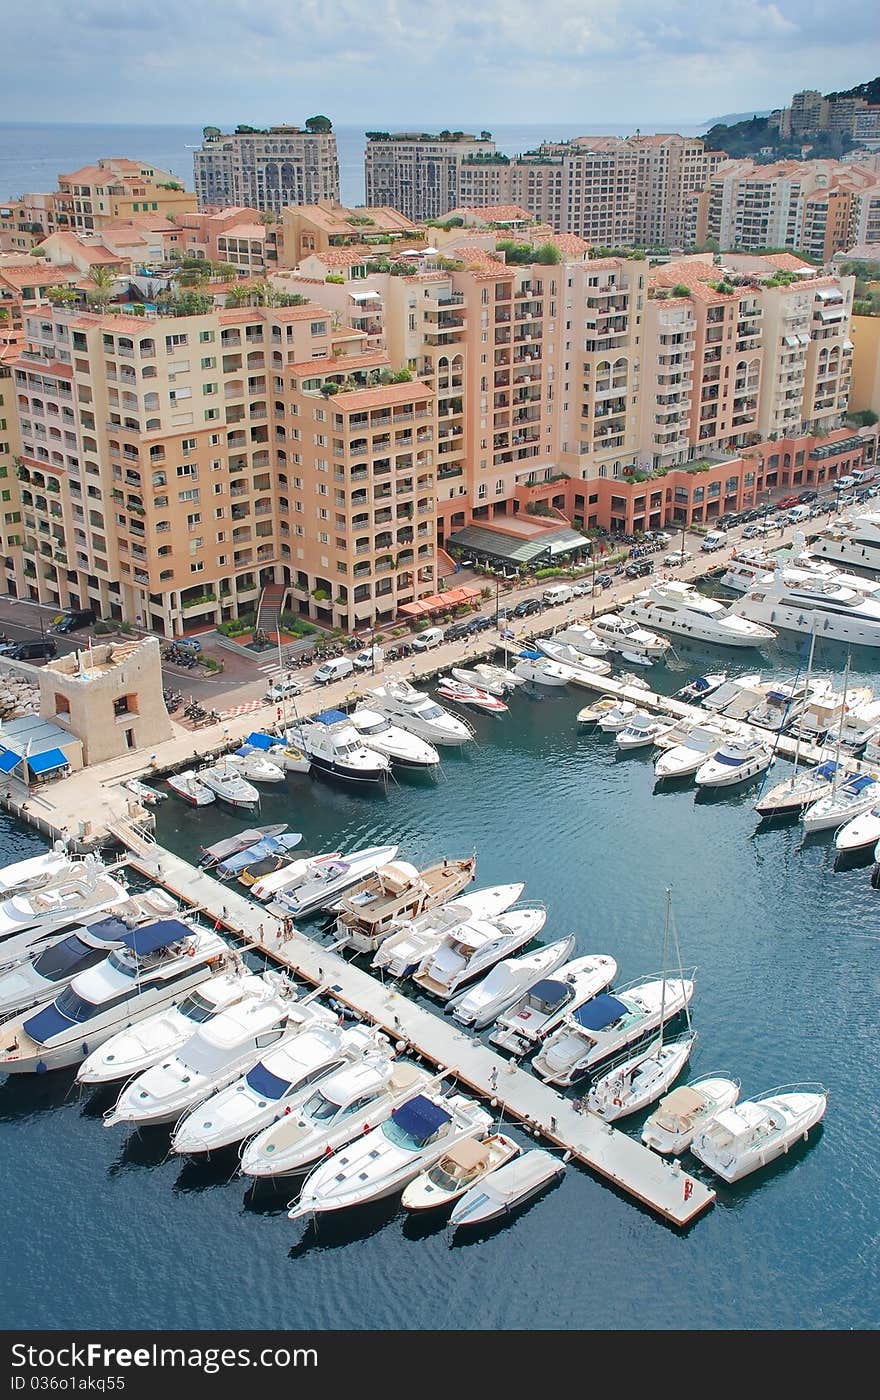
225, 747, 286, 783
534, 638, 612, 682
654, 723, 733, 780
834, 803, 880, 853
451, 667, 508, 697
690, 1084, 828, 1183
641, 1073, 741, 1155
473, 662, 526, 691
166, 769, 215, 806
597, 701, 641, 733
802, 771, 880, 833
401, 1133, 520, 1212
124, 779, 165, 806
576, 697, 621, 727
287, 711, 392, 784
267, 743, 311, 774
271, 845, 401, 918
372, 883, 525, 979
196, 762, 259, 809
514, 650, 572, 687
616, 712, 675, 751
447, 935, 576, 1030
199, 825, 288, 868
488, 953, 618, 1056
586, 1031, 698, 1122
348, 708, 440, 768
248, 851, 342, 903
694, 738, 773, 789
215, 831, 303, 880
436, 677, 508, 713
676, 672, 728, 703
449, 1148, 565, 1229
754, 760, 844, 818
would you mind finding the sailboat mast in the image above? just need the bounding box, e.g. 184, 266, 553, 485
277, 628, 287, 732
829, 650, 851, 801
658, 887, 670, 1047
790, 626, 817, 787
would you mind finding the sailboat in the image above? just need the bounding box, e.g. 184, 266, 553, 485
754, 628, 837, 818
585, 889, 697, 1121
802, 652, 880, 832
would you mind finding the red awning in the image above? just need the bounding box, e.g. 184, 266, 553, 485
398, 584, 481, 618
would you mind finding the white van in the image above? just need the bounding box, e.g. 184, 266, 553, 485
411, 626, 445, 651
542, 583, 574, 606
313, 656, 354, 685
701, 530, 728, 553
787, 504, 812, 524
852, 467, 875, 486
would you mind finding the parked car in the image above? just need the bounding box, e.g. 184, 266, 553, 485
595, 573, 613, 589
511, 597, 543, 618
650, 531, 672, 544
469, 614, 494, 632
7, 639, 57, 662
411, 626, 445, 651
265, 675, 301, 701
837, 494, 856, 509
443, 620, 473, 642
741, 509, 760, 522
797, 490, 818, 504
570, 580, 593, 597
663, 549, 691, 567
49, 608, 96, 634
833, 475, 856, 491
866, 484, 880, 498
741, 523, 762, 540
625, 559, 654, 578
777, 495, 801, 510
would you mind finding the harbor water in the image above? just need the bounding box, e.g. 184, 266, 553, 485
1, 636, 878, 1330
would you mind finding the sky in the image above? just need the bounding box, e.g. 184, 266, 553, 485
3, 0, 878, 128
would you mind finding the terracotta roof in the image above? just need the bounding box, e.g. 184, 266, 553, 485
457, 204, 534, 223
549, 232, 590, 256
292, 203, 420, 235
302, 245, 375, 269
12, 357, 72, 378
0, 263, 79, 290
289, 351, 388, 374
217, 223, 266, 241
334, 379, 435, 411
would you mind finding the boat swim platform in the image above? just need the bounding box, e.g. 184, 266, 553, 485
111, 819, 715, 1228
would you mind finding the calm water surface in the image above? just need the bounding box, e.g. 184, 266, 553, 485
1, 635, 878, 1330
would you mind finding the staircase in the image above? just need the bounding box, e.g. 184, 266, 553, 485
255, 582, 287, 638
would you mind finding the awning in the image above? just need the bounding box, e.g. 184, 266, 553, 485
0, 749, 22, 774
447, 524, 591, 567
350, 290, 380, 302
27, 748, 69, 775
816, 289, 843, 302
245, 731, 274, 750
818, 308, 844, 322
783, 335, 800, 348
121, 917, 192, 956
398, 584, 481, 617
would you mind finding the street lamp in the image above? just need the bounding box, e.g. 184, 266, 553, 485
494, 573, 500, 626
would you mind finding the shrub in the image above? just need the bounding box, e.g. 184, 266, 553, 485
534, 243, 562, 265
325, 273, 345, 284
202, 656, 222, 672
93, 620, 113, 634
671, 284, 691, 298
311, 588, 329, 602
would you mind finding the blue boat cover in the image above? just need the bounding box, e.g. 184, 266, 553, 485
391, 1094, 452, 1144
85, 915, 138, 945
217, 839, 274, 874
845, 774, 876, 794
572, 993, 627, 1031
714, 752, 746, 766
315, 710, 348, 726
245, 1061, 292, 1099
245, 731, 274, 750
120, 918, 192, 956
0, 748, 21, 774
530, 979, 570, 1008
28, 748, 69, 775
25, 1000, 81, 1043
815, 761, 839, 780
519, 650, 543, 660
690, 677, 710, 692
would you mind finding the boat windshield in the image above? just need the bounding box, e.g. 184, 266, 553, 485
357, 719, 385, 736
178, 990, 220, 1024
381, 1117, 424, 1151
300, 1089, 339, 1123
245, 1061, 292, 1099
53, 984, 104, 1023
417, 702, 445, 720
427, 1157, 481, 1191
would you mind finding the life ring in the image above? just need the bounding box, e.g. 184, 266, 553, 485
613, 1096, 623, 1107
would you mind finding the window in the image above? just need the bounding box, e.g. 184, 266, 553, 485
200, 357, 215, 370
199, 330, 214, 343
202, 383, 217, 395
165, 333, 188, 350
113, 693, 138, 717
204, 409, 219, 420
179, 488, 200, 502
190, 561, 204, 573
310, 321, 327, 336
176, 463, 195, 477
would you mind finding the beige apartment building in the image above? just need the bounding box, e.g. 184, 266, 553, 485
193, 126, 339, 213
280, 201, 422, 266
364, 133, 496, 222
1, 161, 195, 253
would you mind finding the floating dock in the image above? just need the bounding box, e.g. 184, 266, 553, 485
113, 819, 715, 1228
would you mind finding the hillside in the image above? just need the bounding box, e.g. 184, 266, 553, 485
703, 75, 880, 159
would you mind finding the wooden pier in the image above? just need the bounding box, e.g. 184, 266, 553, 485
113, 819, 716, 1228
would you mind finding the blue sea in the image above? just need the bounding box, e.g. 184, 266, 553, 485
0, 632, 878, 1331
0, 121, 705, 208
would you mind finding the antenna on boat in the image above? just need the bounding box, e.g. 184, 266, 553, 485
789, 624, 817, 789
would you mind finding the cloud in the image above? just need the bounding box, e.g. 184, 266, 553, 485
2, 0, 878, 125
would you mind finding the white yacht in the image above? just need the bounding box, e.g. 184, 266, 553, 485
447, 935, 576, 1030
451, 667, 508, 697
77, 966, 274, 1085
532, 975, 695, 1086
586, 1031, 697, 1122
411, 904, 547, 1000
368, 678, 473, 746
675, 672, 728, 703
622, 580, 776, 648
690, 1084, 827, 1183
694, 738, 773, 788
401, 1134, 520, 1213
197, 761, 260, 809
171, 1022, 387, 1154
166, 769, 214, 806
810, 509, 880, 576
249, 851, 342, 903
0, 843, 78, 897
449, 1148, 566, 1229
747, 678, 829, 733
834, 804, 880, 852
348, 707, 440, 768
802, 771, 880, 833
288, 1091, 494, 1219
754, 759, 844, 817
654, 722, 734, 780
545, 623, 609, 658
489, 953, 619, 1057
616, 712, 675, 750
372, 882, 526, 980
240, 1058, 431, 1179
0, 921, 228, 1074
0, 885, 176, 974
0, 860, 131, 954
267, 742, 311, 775
104, 983, 317, 1128
731, 572, 880, 648
576, 696, 623, 727
286, 711, 391, 784
224, 747, 286, 783
701, 673, 763, 713
332, 856, 477, 955
720, 548, 880, 598
641, 1074, 741, 1155
513, 650, 574, 687
473, 662, 526, 692
591, 614, 670, 660
270, 845, 400, 918
436, 677, 509, 712
534, 638, 612, 681
597, 701, 641, 733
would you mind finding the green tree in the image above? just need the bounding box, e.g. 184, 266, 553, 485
87, 264, 116, 310
305, 115, 333, 133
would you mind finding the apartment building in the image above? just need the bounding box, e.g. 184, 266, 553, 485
174, 208, 280, 274
364, 133, 496, 221
193, 125, 339, 213
850, 312, 880, 414
56, 159, 195, 233
699, 159, 880, 258
280, 201, 421, 266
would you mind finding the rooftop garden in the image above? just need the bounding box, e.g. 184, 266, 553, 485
496, 239, 561, 265
366, 130, 483, 143
591, 246, 647, 261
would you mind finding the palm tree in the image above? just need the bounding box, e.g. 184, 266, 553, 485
225, 283, 251, 308
87, 264, 116, 311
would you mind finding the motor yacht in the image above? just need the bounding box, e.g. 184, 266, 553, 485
286, 711, 391, 784
513, 650, 573, 687
754, 760, 845, 817
451, 667, 508, 697
166, 769, 214, 806
694, 738, 773, 788
0, 860, 131, 954
690, 1084, 827, 1182
270, 845, 400, 918
288, 1091, 494, 1219
368, 678, 473, 746
332, 856, 477, 955
266, 743, 311, 775
801, 771, 880, 833
171, 1022, 387, 1155
196, 761, 260, 809
401, 1133, 520, 1212
473, 662, 526, 692
248, 851, 342, 903
590, 614, 669, 660
449, 1149, 565, 1229
436, 678, 509, 713
654, 723, 733, 780
545, 624, 608, 658
348, 707, 440, 768
720, 548, 880, 598
214, 832, 302, 880
0, 843, 80, 897
596, 701, 641, 733
104, 981, 315, 1128
532, 639, 612, 682
641, 1074, 741, 1155
372, 882, 526, 979
532, 975, 695, 1086
700, 674, 763, 713
731, 572, 880, 648
616, 712, 675, 751
447, 935, 576, 1030
240, 1058, 431, 1179
586, 1031, 697, 1122
622, 580, 776, 648
809, 508, 880, 575
747, 678, 830, 734
489, 953, 619, 1056
200, 826, 289, 868
0, 885, 177, 973
224, 747, 286, 783
834, 804, 880, 852
0, 921, 228, 1074
576, 697, 623, 727
411, 903, 547, 1001
77, 966, 277, 1085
